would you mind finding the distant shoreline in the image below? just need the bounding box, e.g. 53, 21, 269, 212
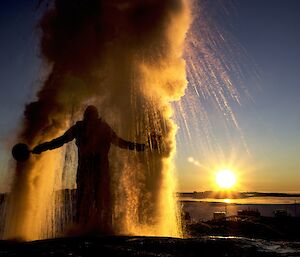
178, 191, 300, 199
180, 200, 300, 206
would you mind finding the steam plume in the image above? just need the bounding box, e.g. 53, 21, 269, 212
4, 0, 191, 240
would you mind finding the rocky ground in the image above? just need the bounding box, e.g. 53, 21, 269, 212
0, 236, 299, 257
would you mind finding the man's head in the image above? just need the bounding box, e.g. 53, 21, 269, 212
83, 105, 99, 121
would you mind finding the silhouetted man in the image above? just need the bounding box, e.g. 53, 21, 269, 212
32, 105, 145, 233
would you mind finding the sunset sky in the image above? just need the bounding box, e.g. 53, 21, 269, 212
0, 0, 299, 193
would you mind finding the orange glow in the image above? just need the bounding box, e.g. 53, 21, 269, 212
215, 169, 237, 189
223, 198, 231, 203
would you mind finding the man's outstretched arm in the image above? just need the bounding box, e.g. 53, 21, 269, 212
111, 134, 145, 152
32, 126, 76, 154
117, 137, 145, 151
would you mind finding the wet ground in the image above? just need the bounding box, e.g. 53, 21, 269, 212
0, 236, 299, 257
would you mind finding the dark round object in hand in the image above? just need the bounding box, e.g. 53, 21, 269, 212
12, 143, 30, 162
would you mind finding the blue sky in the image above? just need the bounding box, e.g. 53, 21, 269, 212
176, 0, 300, 192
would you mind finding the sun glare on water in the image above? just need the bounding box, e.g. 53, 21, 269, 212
216, 169, 237, 189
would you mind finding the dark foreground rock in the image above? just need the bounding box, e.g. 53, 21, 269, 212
0, 236, 299, 257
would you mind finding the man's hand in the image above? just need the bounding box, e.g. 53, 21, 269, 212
128, 142, 135, 150
135, 143, 145, 152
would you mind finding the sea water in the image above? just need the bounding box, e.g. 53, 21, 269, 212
181, 197, 300, 221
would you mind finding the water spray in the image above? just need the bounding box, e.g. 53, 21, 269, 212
4, 0, 191, 241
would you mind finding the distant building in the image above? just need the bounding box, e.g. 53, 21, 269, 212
213, 212, 226, 220
274, 209, 288, 218
237, 209, 260, 217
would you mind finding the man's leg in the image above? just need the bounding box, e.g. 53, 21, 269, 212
96, 170, 112, 234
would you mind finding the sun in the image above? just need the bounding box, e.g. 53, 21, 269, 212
215, 169, 237, 189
